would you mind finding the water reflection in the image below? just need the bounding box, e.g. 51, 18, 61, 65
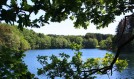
23, 49, 134, 79
116, 53, 134, 79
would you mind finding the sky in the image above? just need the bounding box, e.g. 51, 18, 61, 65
28, 15, 125, 36
26, 7, 131, 36
5, 0, 132, 36
13, 0, 131, 36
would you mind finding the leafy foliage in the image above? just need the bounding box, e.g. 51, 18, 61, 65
0, 23, 30, 51
99, 36, 113, 49
0, 0, 133, 79
0, 24, 37, 78
83, 38, 98, 48
1, 23, 112, 49
0, 0, 133, 29
0, 46, 35, 79
113, 15, 134, 52
37, 43, 128, 79
0, 23, 115, 78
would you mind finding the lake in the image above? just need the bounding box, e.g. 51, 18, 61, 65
23, 49, 134, 79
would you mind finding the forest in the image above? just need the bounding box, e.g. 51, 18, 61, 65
1, 22, 134, 52
0, 0, 134, 79
0, 23, 129, 78
0, 23, 113, 50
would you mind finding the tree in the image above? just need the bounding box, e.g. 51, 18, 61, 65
19, 38, 31, 50
85, 33, 96, 39
0, 23, 30, 50
36, 35, 51, 49
105, 36, 112, 49
37, 43, 128, 79
99, 36, 112, 49
0, 24, 35, 78
0, 46, 35, 79
0, 0, 134, 29
42, 35, 51, 49
0, 0, 134, 78
99, 40, 107, 49
75, 37, 83, 45
114, 15, 134, 52
84, 33, 113, 42
21, 29, 38, 49
62, 38, 69, 48
83, 38, 98, 48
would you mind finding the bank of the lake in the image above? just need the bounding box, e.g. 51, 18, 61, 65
23, 49, 134, 79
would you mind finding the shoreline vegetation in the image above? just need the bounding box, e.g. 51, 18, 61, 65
1, 23, 134, 53
0, 23, 113, 51
0, 0, 133, 78
0, 24, 128, 79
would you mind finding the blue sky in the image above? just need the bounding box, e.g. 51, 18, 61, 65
28, 14, 127, 35
6, 0, 131, 36
24, 2, 131, 36
13, 0, 131, 36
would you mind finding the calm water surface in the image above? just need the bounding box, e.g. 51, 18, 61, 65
23, 49, 134, 79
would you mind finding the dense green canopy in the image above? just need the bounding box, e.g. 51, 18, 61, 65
0, 0, 134, 78
0, 0, 134, 29
0, 23, 112, 49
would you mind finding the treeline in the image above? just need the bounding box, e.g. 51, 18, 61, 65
113, 16, 134, 52
0, 23, 113, 50
0, 24, 30, 51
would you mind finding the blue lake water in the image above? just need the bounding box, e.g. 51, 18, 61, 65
23, 49, 134, 79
